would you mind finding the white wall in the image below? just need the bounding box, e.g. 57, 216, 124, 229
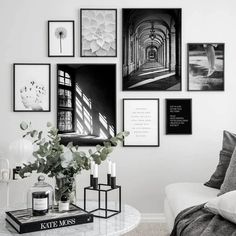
0, 0, 236, 214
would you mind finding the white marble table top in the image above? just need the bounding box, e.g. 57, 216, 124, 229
0, 203, 141, 236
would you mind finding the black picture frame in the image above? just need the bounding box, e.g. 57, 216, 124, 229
166, 98, 192, 135
48, 20, 75, 57
187, 43, 225, 91
57, 63, 116, 146
80, 9, 117, 57
122, 8, 182, 91
123, 98, 160, 147
13, 63, 51, 112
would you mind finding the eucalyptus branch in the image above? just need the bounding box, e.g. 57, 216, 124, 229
18, 121, 129, 178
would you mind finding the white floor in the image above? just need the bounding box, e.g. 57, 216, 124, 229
124, 223, 169, 236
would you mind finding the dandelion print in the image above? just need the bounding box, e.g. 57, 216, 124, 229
55, 27, 67, 53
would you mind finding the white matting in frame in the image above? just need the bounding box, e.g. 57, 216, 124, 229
123, 99, 159, 147
13, 63, 51, 112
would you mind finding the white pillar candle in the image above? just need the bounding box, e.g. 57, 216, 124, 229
108, 160, 112, 174
93, 164, 98, 178
111, 163, 116, 177
90, 161, 95, 175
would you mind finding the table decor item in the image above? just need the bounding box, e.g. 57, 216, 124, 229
13, 166, 22, 180
0, 158, 10, 207
5, 204, 93, 234
111, 162, 116, 189
18, 121, 129, 204
84, 183, 121, 219
27, 175, 54, 216
0, 158, 10, 182
107, 160, 112, 185
32, 191, 49, 216
58, 195, 69, 212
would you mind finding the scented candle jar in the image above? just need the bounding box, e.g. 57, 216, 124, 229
32, 191, 49, 216
27, 175, 54, 216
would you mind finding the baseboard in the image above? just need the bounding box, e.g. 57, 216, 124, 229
141, 213, 166, 223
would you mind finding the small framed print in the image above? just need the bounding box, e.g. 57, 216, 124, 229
187, 43, 225, 91
123, 99, 160, 147
80, 9, 117, 57
166, 99, 192, 135
13, 63, 51, 112
48, 21, 75, 57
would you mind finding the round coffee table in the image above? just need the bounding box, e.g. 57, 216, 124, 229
0, 204, 141, 236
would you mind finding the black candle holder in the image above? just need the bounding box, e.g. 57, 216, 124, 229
84, 184, 121, 219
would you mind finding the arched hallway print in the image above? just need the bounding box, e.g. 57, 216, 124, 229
122, 9, 182, 91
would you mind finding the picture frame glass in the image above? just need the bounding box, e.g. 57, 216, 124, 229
166, 99, 192, 134
57, 64, 116, 146
81, 9, 117, 57
14, 64, 50, 112
49, 21, 74, 57
188, 43, 224, 91
123, 99, 159, 147
122, 9, 182, 91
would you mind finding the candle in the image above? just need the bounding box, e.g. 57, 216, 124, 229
111, 163, 116, 177
1, 169, 9, 181
93, 164, 98, 178
90, 161, 95, 175
108, 160, 112, 174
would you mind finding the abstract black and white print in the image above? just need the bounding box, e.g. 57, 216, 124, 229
48, 21, 74, 57
188, 43, 224, 91
80, 9, 117, 57
13, 64, 51, 112
57, 64, 116, 146
122, 9, 182, 91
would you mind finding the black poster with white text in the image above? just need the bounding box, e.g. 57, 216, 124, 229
166, 99, 192, 134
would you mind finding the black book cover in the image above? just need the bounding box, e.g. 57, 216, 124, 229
5, 204, 93, 234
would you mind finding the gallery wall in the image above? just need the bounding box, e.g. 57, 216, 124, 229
0, 0, 236, 215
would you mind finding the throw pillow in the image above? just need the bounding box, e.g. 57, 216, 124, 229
219, 147, 236, 195
204, 130, 236, 189
222, 130, 236, 153
205, 190, 236, 224
204, 150, 232, 189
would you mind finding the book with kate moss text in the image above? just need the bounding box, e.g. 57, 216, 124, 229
5, 204, 93, 234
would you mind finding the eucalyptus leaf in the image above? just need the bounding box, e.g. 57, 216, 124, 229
96, 145, 102, 151
67, 142, 73, 149
20, 121, 28, 131
47, 122, 52, 127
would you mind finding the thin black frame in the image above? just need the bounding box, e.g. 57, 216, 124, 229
48, 20, 75, 57
187, 43, 225, 91
123, 98, 160, 147
80, 9, 117, 58
165, 98, 192, 135
122, 8, 182, 91
13, 63, 51, 112
56, 63, 117, 146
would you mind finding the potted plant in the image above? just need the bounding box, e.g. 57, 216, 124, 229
18, 121, 129, 203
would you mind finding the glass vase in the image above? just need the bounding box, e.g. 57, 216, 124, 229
55, 176, 76, 204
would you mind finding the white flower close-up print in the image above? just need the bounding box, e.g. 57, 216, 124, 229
20, 80, 46, 111
81, 10, 116, 56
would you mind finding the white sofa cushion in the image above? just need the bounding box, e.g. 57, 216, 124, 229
205, 190, 236, 224
165, 182, 219, 218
